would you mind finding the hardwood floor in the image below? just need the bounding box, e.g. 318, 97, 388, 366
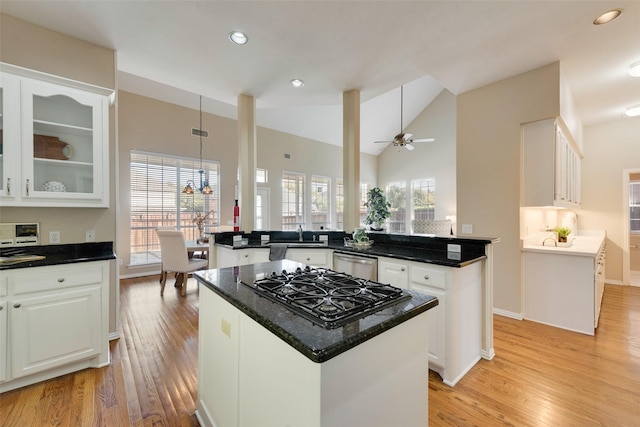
1, 278, 639, 426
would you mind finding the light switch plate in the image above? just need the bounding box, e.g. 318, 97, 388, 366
86, 229, 95, 242
49, 231, 60, 244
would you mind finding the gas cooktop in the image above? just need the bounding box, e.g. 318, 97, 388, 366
244, 266, 411, 329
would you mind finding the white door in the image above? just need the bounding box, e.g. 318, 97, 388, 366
256, 187, 270, 230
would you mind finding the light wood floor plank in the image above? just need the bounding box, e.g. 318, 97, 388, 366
1, 278, 638, 426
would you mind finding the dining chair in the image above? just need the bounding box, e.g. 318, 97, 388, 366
156, 229, 209, 296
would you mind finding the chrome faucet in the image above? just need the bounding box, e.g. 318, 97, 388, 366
297, 224, 303, 241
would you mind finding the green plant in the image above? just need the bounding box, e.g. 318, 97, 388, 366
364, 187, 391, 229
554, 226, 572, 242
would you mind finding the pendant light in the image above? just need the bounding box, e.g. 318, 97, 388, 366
183, 95, 213, 195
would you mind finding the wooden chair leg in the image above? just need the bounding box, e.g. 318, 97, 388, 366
160, 271, 168, 296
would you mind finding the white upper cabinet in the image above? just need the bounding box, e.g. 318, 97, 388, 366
0, 64, 111, 207
521, 117, 582, 208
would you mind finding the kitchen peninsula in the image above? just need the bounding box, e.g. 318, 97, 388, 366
209, 230, 498, 386
194, 260, 438, 427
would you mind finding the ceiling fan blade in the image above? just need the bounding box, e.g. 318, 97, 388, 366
403, 133, 413, 141
405, 143, 416, 151
411, 138, 436, 143
374, 140, 393, 144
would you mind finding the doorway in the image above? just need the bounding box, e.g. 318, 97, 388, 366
623, 169, 640, 287
256, 188, 270, 231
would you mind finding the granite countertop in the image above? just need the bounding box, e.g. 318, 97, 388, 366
194, 260, 438, 363
0, 242, 116, 270
521, 231, 605, 257
212, 231, 496, 268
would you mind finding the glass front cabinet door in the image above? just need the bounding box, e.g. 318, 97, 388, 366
0, 68, 110, 208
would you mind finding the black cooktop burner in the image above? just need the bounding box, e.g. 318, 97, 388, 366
245, 266, 411, 329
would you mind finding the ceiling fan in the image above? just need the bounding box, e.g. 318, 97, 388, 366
374, 85, 435, 151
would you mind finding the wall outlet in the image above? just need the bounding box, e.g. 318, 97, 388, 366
49, 231, 61, 244
461, 224, 473, 234
86, 229, 96, 242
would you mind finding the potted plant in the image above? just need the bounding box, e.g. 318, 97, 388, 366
364, 187, 391, 231
554, 226, 572, 243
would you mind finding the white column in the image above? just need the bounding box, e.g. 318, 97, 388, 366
343, 89, 360, 232
237, 94, 257, 233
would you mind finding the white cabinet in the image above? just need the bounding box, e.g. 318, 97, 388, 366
523, 240, 606, 335
522, 117, 582, 208
0, 284, 7, 384
377, 256, 483, 386
286, 248, 332, 268
595, 244, 606, 327
378, 258, 409, 289
216, 246, 270, 269
0, 261, 110, 392
0, 64, 111, 207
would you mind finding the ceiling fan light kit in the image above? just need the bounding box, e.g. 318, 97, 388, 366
375, 85, 435, 151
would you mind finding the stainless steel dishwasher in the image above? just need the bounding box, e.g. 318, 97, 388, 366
332, 252, 378, 281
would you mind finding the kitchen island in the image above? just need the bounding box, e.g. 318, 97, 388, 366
194, 260, 438, 427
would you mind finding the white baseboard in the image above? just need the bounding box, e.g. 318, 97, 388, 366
493, 308, 522, 320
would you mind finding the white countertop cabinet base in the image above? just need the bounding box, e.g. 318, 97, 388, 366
196, 284, 429, 427
0, 261, 110, 393
378, 256, 484, 386
523, 249, 604, 335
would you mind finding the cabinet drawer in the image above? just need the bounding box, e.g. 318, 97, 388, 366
410, 265, 447, 290
288, 249, 329, 266
8, 263, 105, 295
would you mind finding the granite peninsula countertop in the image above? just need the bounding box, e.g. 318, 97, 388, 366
194, 259, 438, 363
0, 242, 116, 270
212, 231, 498, 268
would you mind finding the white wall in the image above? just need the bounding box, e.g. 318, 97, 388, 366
117, 91, 378, 277
579, 117, 640, 284
377, 89, 456, 220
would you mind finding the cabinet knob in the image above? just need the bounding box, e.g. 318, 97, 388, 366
424, 275, 430, 280
244, 254, 249, 258
401, 267, 406, 272
13, 303, 21, 308
58, 278, 65, 283
6, 177, 10, 195
306, 257, 311, 261
26, 179, 30, 196
0, 305, 3, 310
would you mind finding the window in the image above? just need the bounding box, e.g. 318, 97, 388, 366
336, 178, 344, 230
282, 172, 305, 230
360, 182, 371, 226
412, 178, 436, 221
631, 181, 640, 233
387, 181, 407, 233
311, 176, 331, 230
256, 168, 268, 183
130, 151, 220, 265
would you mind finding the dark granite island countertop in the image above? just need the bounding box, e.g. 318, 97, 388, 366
194, 259, 438, 363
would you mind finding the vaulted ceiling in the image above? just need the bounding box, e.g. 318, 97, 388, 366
3, 1, 639, 154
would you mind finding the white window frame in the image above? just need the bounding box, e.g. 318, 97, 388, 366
311, 175, 331, 230
282, 171, 306, 230
129, 150, 220, 266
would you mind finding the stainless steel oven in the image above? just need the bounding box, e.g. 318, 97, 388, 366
332, 251, 378, 281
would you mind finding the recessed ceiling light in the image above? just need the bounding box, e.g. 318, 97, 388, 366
630, 60, 640, 77
290, 79, 304, 88
593, 9, 622, 25
624, 105, 640, 117
228, 31, 248, 45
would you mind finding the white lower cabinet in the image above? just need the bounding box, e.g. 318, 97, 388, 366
378, 256, 483, 386
0, 286, 7, 383
378, 259, 409, 289
0, 261, 110, 393
523, 241, 606, 335
216, 247, 270, 269
286, 248, 332, 268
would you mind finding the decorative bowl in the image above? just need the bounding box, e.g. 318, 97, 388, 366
42, 180, 67, 192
